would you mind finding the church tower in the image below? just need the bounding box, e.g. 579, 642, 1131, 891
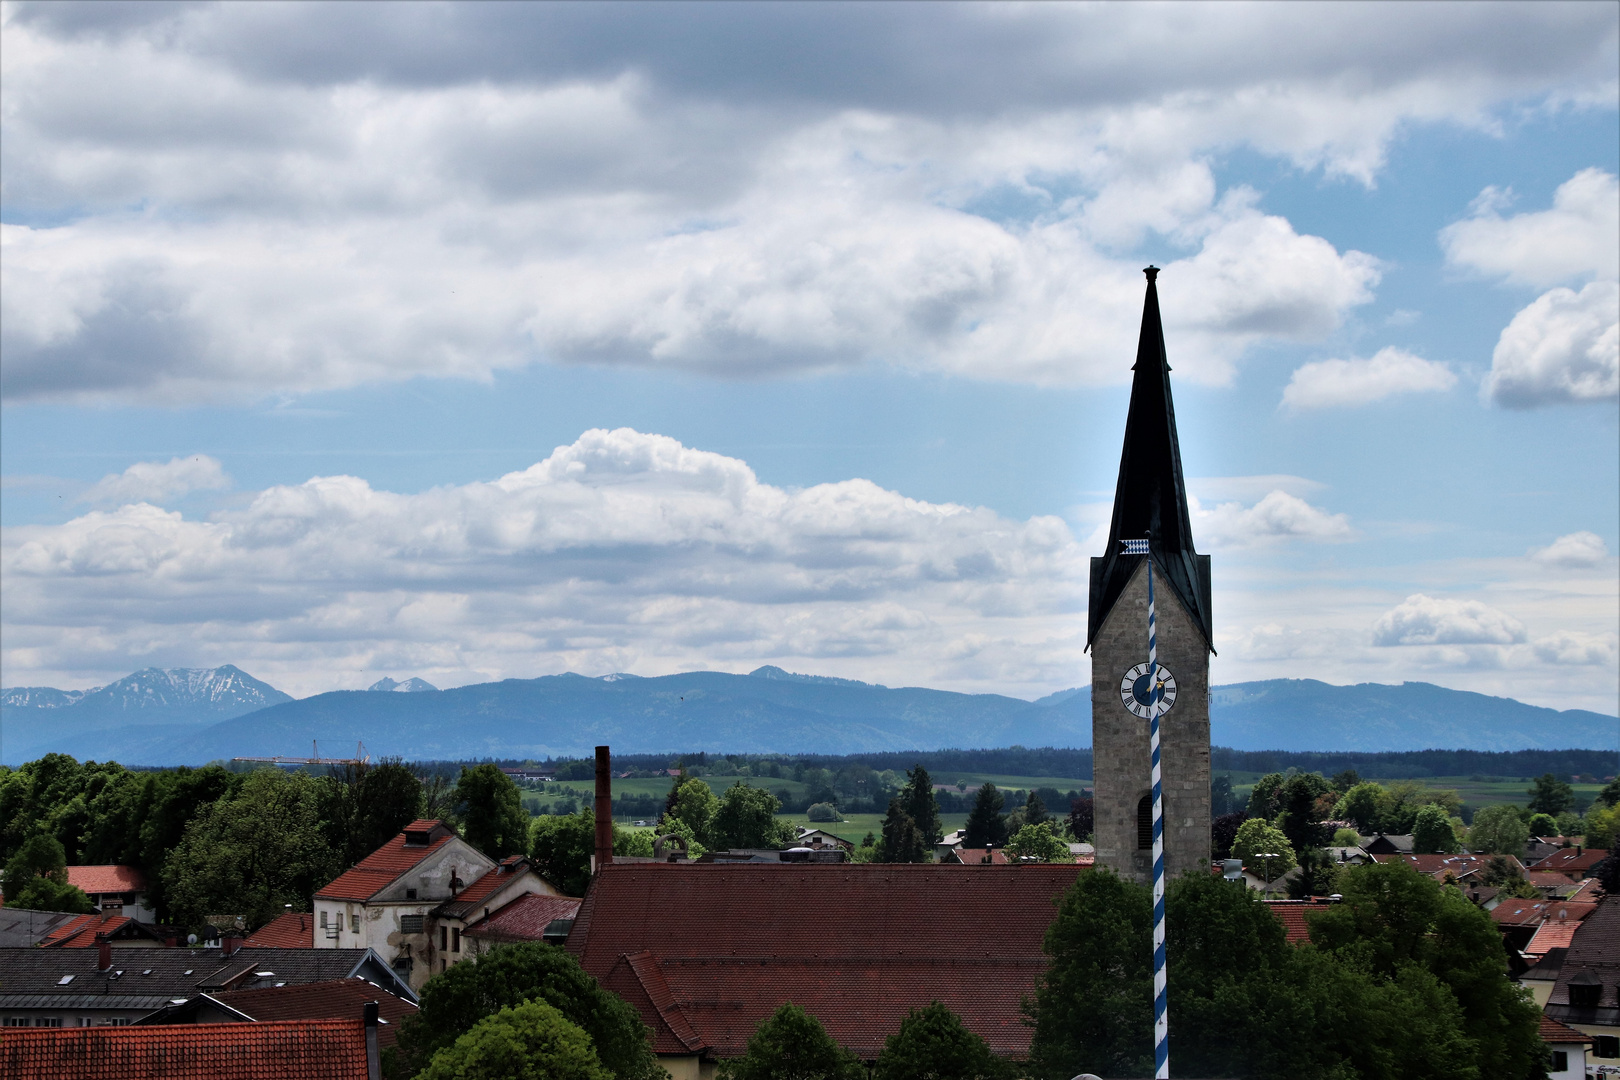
1089, 267, 1213, 886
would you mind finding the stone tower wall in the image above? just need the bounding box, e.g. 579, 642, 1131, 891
1090, 559, 1211, 885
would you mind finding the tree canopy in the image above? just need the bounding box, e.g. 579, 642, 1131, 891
962, 783, 1007, 849
1462, 805, 1528, 856
2, 834, 93, 913
455, 764, 530, 860
414, 999, 610, 1080
712, 782, 795, 850
717, 1002, 866, 1080
1005, 822, 1070, 862
1527, 772, 1575, 817
880, 798, 928, 864
872, 1001, 1006, 1080
902, 765, 942, 846
1229, 819, 1296, 878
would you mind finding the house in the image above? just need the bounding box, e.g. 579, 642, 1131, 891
64, 866, 155, 922
1360, 833, 1414, 855
949, 846, 1010, 865
463, 893, 582, 953
1540, 1013, 1590, 1080
37, 912, 173, 949
0, 943, 414, 1029
1263, 898, 1339, 944
1492, 899, 1597, 955
565, 863, 1084, 1076
935, 829, 966, 862
1525, 904, 1597, 959
1528, 847, 1610, 882
1544, 894, 1620, 1067
2, 1013, 383, 1080
0, 907, 85, 948
793, 827, 854, 852
1528, 871, 1590, 898
1366, 852, 1502, 885
245, 910, 316, 948
313, 820, 560, 989
1519, 947, 1566, 1008
136, 978, 417, 1050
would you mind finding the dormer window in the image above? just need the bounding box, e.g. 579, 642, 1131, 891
404, 827, 433, 847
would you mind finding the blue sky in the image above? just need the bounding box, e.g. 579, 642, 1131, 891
2, 2, 1616, 713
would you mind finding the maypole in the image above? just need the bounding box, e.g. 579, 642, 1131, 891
1122, 535, 1169, 1077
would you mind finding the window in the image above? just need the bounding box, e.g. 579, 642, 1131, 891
1137, 796, 1152, 850
1571, 982, 1603, 1007
1550, 1051, 1568, 1071
440, 926, 448, 951
34, 1018, 63, 1028
405, 889, 417, 900
399, 915, 424, 934
452, 928, 461, 953
351, 913, 360, 933
3, 1018, 29, 1027
1595, 1036, 1619, 1059
320, 911, 328, 928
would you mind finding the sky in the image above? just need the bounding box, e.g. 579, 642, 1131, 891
1, 1, 1617, 714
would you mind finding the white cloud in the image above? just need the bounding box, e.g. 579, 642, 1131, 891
1441, 168, 1620, 287
1281, 346, 1456, 410
1533, 630, 1618, 666
3, 3, 1613, 402
0, 429, 1089, 697
81, 455, 231, 505
1482, 280, 1619, 407
1532, 531, 1612, 568
1192, 490, 1352, 548
1372, 594, 1527, 646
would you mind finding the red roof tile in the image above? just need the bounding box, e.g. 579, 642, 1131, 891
1567, 878, 1604, 903
1263, 899, 1338, 945
1539, 1012, 1591, 1043
39, 914, 131, 948
1529, 848, 1610, 876
567, 862, 1083, 1059
65, 865, 146, 895
1529, 871, 1580, 889
950, 848, 1010, 865
213, 978, 417, 1049
244, 911, 315, 949
464, 893, 581, 943
316, 821, 455, 902
1527, 919, 1584, 956
1366, 853, 1496, 879
0, 1019, 369, 1079
436, 861, 528, 919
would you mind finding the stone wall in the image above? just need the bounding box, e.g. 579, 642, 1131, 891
1090, 558, 1211, 886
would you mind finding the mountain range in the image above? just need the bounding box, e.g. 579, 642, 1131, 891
2, 665, 1615, 765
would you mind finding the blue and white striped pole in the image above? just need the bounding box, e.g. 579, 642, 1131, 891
1122, 536, 1169, 1078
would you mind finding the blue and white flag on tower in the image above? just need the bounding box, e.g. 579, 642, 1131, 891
1121, 538, 1150, 554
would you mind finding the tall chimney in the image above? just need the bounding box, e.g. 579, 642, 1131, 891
594, 745, 613, 871
363, 1001, 381, 1080
96, 933, 112, 971
222, 930, 242, 957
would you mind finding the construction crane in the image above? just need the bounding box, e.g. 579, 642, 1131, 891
234, 740, 369, 766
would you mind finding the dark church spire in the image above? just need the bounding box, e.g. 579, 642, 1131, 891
1087, 267, 1213, 649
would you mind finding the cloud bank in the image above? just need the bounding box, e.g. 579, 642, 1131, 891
1281, 347, 1456, 410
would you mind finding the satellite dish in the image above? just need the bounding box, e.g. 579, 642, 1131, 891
186, 934, 198, 946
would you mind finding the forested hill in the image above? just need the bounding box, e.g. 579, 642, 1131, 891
2, 667, 1614, 765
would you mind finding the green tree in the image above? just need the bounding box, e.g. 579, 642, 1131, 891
962, 784, 1008, 849
665, 776, 720, 848
1026, 869, 1152, 1079
1582, 803, 1619, 848
1526, 812, 1558, 837
455, 764, 529, 860
1412, 803, 1460, 854
530, 810, 597, 896
881, 798, 927, 864
415, 1000, 610, 1080
1596, 777, 1620, 808
325, 759, 424, 866
2, 834, 93, 913
1287, 847, 1342, 899
1331, 768, 1361, 793
1276, 772, 1333, 852
1332, 827, 1361, 846
391, 942, 659, 1080
903, 766, 942, 846
135, 765, 241, 920
1309, 860, 1544, 1079
161, 768, 341, 930
872, 1001, 1005, 1080
713, 783, 794, 849
1332, 781, 1388, 834
1023, 789, 1050, 827
1005, 822, 1070, 862
1527, 773, 1575, 817
1230, 819, 1296, 879
717, 1002, 865, 1080
1464, 805, 1529, 856
1246, 772, 1286, 820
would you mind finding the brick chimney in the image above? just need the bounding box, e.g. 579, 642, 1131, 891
96, 933, 112, 971
594, 745, 613, 871
222, 930, 243, 957
363, 1001, 381, 1080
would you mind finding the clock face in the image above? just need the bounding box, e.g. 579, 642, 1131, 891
1119, 663, 1177, 719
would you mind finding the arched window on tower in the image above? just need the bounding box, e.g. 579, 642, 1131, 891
1137, 796, 1152, 850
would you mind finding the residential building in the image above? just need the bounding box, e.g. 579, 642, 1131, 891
1360, 833, 1414, 855
1545, 894, 1620, 1068
64, 866, 155, 922
2, 1014, 383, 1080
37, 912, 172, 949
463, 893, 582, 954
0, 908, 83, 948
1263, 898, 1339, 944
565, 862, 1084, 1076
792, 827, 853, 852
1520, 947, 1566, 1009
1540, 1013, 1590, 1080
313, 819, 560, 990
137, 978, 417, 1050
1529, 847, 1610, 883
935, 828, 966, 862
245, 910, 316, 948
0, 944, 414, 1029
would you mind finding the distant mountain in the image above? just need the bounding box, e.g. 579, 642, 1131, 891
367, 677, 439, 693
3, 666, 1614, 766
1, 665, 291, 764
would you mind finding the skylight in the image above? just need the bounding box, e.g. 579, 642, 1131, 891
57, 975, 74, 985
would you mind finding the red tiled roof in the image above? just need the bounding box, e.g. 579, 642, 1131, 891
1529, 848, 1610, 876
316, 821, 456, 902
65, 865, 146, 895
213, 978, 417, 1049
404, 819, 445, 832
436, 861, 530, 919
1527, 918, 1584, 956
1539, 1013, 1592, 1044
464, 893, 581, 943
567, 862, 1083, 1059
244, 911, 315, 949
0, 1019, 369, 1079
1366, 853, 1494, 879
1263, 899, 1337, 945
1493, 898, 1555, 926
39, 914, 131, 948
1567, 878, 1604, 903
1528, 871, 1579, 889
950, 848, 1010, 865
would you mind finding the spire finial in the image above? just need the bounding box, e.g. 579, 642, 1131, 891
1143, 265, 1159, 282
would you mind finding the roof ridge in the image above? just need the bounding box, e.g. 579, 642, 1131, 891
624, 950, 707, 1053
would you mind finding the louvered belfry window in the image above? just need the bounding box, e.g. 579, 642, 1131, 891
1137, 796, 1153, 850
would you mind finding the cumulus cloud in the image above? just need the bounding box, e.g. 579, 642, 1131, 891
1481, 280, 1619, 407
1531, 530, 1612, 568
80, 455, 231, 506
1, 429, 1089, 696
4, 3, 1613, 401
1281, 346, 1456, 410
1192, 490, 1352, 548
1441, 169, 1619, 288
1372, 594, 1527, 647
1533, 630, 1618, 666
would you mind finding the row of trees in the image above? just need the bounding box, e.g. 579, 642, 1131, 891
0, 754, 533, 929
